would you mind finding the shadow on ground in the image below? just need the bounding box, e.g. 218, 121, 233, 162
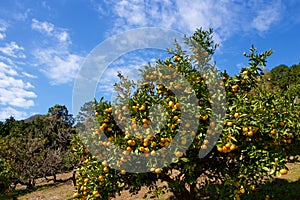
241, 178, 300, 200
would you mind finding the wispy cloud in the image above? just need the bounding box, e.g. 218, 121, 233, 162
33, 48, 83, 85
31, 19, 84, 85
22, 72, 37, 79
0, 58, 37, 121
251, 1, 282, 31
95, 0, 284, 41
13, 8, 31, 21
0, 61, 37, 108
0, 42, 26, 58
31, 18, 71, 43
0, 21, 7, 40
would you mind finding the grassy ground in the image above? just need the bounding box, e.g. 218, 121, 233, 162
2, 162, 300, 200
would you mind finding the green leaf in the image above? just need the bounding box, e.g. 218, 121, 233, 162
180, 157, 189, 162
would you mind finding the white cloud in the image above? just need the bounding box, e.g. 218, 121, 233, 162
96, 0, 284, 41
31, 18, 71, 43
31, 18, 54, 33
0, 60, 37, 111
0, 42, 26, 58
0, 21, 6, 40
251, 1, 282, 31
13, 8, 31, 21
31, 19, 83, 85
42, 1, 51, 10
34, 48, 83, 85
0, 33, 5, 40
0, 107, 27, 121
22, 72, 37, 78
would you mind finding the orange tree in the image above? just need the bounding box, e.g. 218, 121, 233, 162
72, 29, 300, 199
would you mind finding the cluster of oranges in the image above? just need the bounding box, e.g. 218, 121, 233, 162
217, 142, 238, 153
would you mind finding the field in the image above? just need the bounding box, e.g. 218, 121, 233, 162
2, 162, 300, 200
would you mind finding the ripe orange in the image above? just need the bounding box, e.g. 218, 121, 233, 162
240, 188, 245, 194
227, 122, 233, 127
222, 146, 228, 153
127, 140, 136, 146
280, 168, 288, 175
144, 147, 150, 153
202, 115, 208, 121
225, 142, 231, 148
84, 148, 89, 154
103, 166, 109, 173
173, 116, 179, 121
98, 175, 104, 181
247, 131, 254, 137
139, 105, 146, 111
242, 71, 249, 75
126, 146, 132, 152
102, 123, 107, 128
105, 107, 113, 113
230, 144, 237, 151
150, 141, 157, 147
93, 190, 100, 197
242, 127, 248, 132
120, 170, 126, 175
217, 146, 223, 152
154, 168, 162, 174
139, 146, 145, 152
107, 136, 113, 142
174, 103, 181, 110
175, 151, 183, 157
169, 101, 174, 108
150, 150, 156, 156
101, 160, 107, 167
99, 126, 105, 131
73, 193, 80, 198
234, 113, 239, 119
84, 178, 89, 183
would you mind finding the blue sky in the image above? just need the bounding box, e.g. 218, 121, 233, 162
0, 0, 299, 120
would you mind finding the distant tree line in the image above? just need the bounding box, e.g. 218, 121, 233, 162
266, 63, 300, 98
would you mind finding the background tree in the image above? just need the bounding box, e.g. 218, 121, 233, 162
0, 104, 77, 192
75, 101, 96, 134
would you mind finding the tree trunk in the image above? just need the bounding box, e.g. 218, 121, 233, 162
72, 169, 77, 186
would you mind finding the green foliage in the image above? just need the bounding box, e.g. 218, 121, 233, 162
268, 63, 300, 93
